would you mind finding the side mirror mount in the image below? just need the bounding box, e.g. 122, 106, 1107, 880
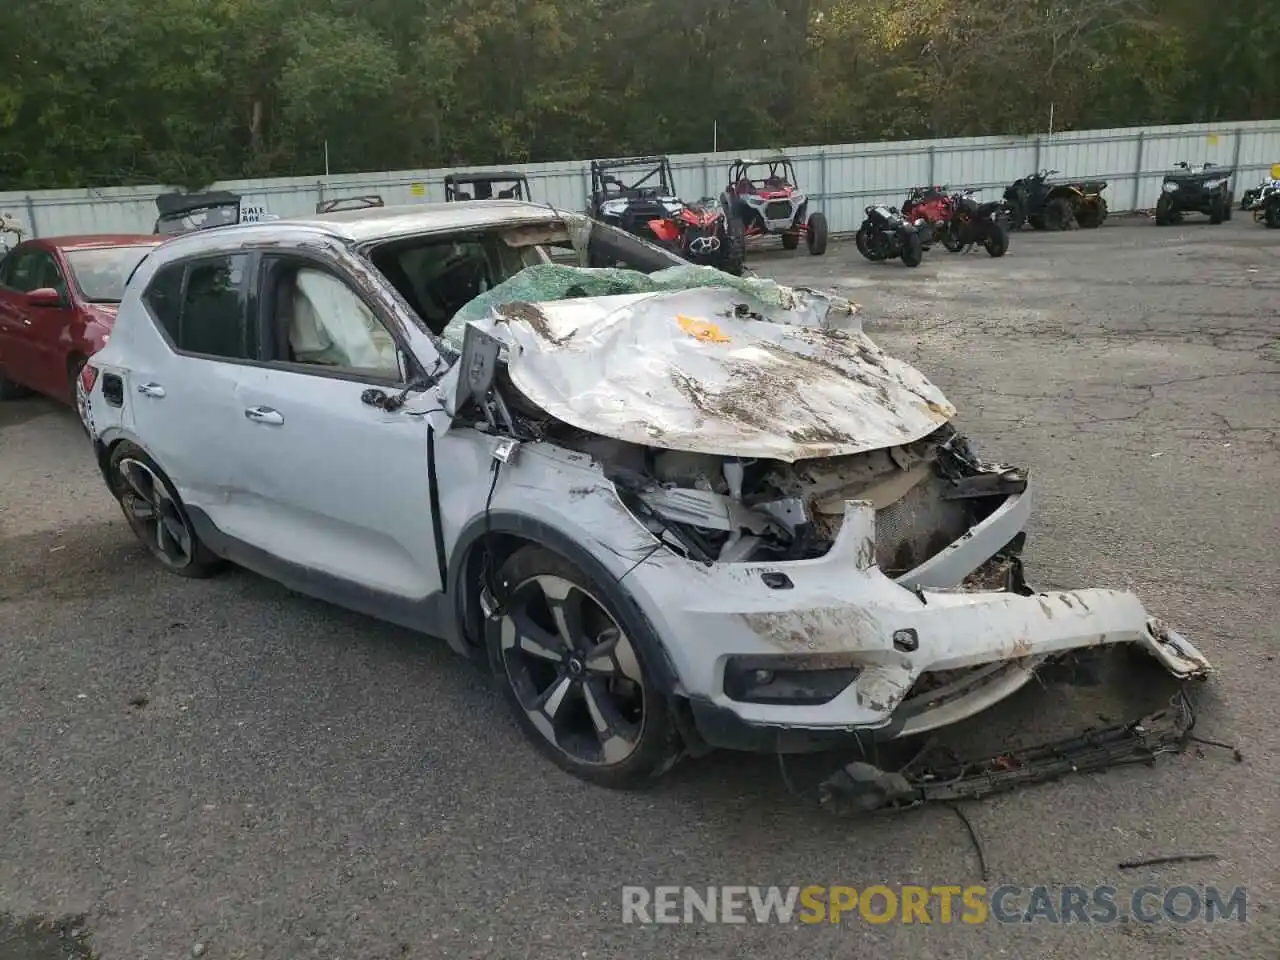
26, 287, 63, 308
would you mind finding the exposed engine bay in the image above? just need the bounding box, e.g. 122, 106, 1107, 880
550, 422, 1026, 572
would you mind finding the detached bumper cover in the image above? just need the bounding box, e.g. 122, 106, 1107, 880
623, 485, 1211, 746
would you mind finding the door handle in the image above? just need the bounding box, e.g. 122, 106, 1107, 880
137, 382, 165, 397
244, 406, 284, 425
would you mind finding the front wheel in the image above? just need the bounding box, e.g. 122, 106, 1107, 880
1004, 198, 1026, 231
1044, 197, 1074, 230
1265, 203, 1280, 229
984, 221, 1009, 257
806, 211, 829, 255
780, 230, 799, 250
1209, 194, 1225, 224
107, 442, 224, 578
940, 221, 965, 252
900, 229, 924, 267
490, 546, 682, 788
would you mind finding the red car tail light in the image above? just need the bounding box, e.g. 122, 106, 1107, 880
80, 364, 99, 394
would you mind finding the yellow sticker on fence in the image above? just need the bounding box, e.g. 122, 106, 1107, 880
410, 183, 426, 197
1207, 134, 1219, 146
677, 315, 730, 343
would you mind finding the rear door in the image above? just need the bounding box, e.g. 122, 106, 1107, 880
127, 253, 257, 515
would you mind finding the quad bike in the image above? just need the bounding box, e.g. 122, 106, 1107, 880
1241, 164, 1280, 211
444, 172, 532, 202
1155, 162, 1234, 226
587, 155, 745, 275
1004, 170, 1108, 231
1258, 183, 1280, 229
855, 205, 931, 267
724, 155, 827, 255
901, 187, 1009, 256
944, 192, 1010, 257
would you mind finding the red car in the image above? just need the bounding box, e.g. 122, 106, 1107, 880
0, 234, 163, 404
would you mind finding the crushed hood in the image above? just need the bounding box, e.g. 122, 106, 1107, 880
461, 284, 956, 463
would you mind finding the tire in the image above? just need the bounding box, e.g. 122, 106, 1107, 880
855, 225, 880, 261
719, 214, 746, 276
489, 545, 682, 788
940, 221, 965, 252
984, 221, 1009, 257
1155, 196, 1172, 226
1224, 194, 1233, 221
805, 211, 829, 255
780, 230, 799, 250
1045, 197, 1074, 230
1209, 194, 1225, 224
1077, 198, 1106, 229
1266, 203, 1280, 229
106, 441, 224, 578
899, 229, 924, 267
1028, 214, 1046, 230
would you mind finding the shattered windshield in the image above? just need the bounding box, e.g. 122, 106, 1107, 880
66, 245, 158, 303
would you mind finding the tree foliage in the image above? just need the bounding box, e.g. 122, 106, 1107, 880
0, 0, 1275, 190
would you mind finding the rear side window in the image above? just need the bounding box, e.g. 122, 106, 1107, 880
142, 254, 255, 360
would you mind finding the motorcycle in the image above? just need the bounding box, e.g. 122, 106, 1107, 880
855, 205, 930, 267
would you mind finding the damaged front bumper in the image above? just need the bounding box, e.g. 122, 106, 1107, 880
626, 480, 1211, 752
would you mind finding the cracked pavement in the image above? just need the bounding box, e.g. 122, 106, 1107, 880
1, 219, 1277, 959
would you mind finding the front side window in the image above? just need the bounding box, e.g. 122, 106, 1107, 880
3, 248, 55, 294
142, 254, 255, 360
265, 259, 401, 380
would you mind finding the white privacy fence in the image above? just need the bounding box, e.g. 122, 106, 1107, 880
3, 119, 1279, 239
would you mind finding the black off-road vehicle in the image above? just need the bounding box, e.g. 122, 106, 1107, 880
316, 195, 386, 214
153, 191, 245, 236
1155, 162, 1234, 225
1004, 170, 1108, 231
587, 155, 745, 275
443, 172, 532, 202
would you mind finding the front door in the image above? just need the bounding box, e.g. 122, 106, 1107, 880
0, 245, 75, 395
225, 255, 443, 611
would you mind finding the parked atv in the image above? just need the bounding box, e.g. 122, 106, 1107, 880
1155, 162, 1234, 226
587, 155, 745, 275
855, 205, 930, 267
902, 186, 1008, 255
945, 192, 1010, 256
1004, 170, 1108, 231
1241, 164, 1280, 210
0, 213, 22, 254
1257, 182, 1280, 229
901, 185, 962, 250
724, 155, 827, 255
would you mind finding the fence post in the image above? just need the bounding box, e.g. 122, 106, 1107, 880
316, 180, 325, 205
1132, 130, 1145, 212
702, 156, 710, 200
927, 145, 935, 186
1230, 128, 1243, 180
23, 195, 37, 238
819, 148, 827, 211
1033, 135, 1041, 174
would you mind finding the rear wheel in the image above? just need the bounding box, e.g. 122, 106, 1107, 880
107, 442, 224, 578
490, 546, 682, 788
940, 221, 965, 252
1266, 203, 1280, 229
984, 221, 1009, 257
805, 211, 829, 255
719, 214, 746, 276
1077, 198, 1106, 229
900, 229, 924, 267
1209, 193, 1225, 224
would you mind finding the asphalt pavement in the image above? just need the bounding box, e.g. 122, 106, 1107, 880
1, 217, 1277, 959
